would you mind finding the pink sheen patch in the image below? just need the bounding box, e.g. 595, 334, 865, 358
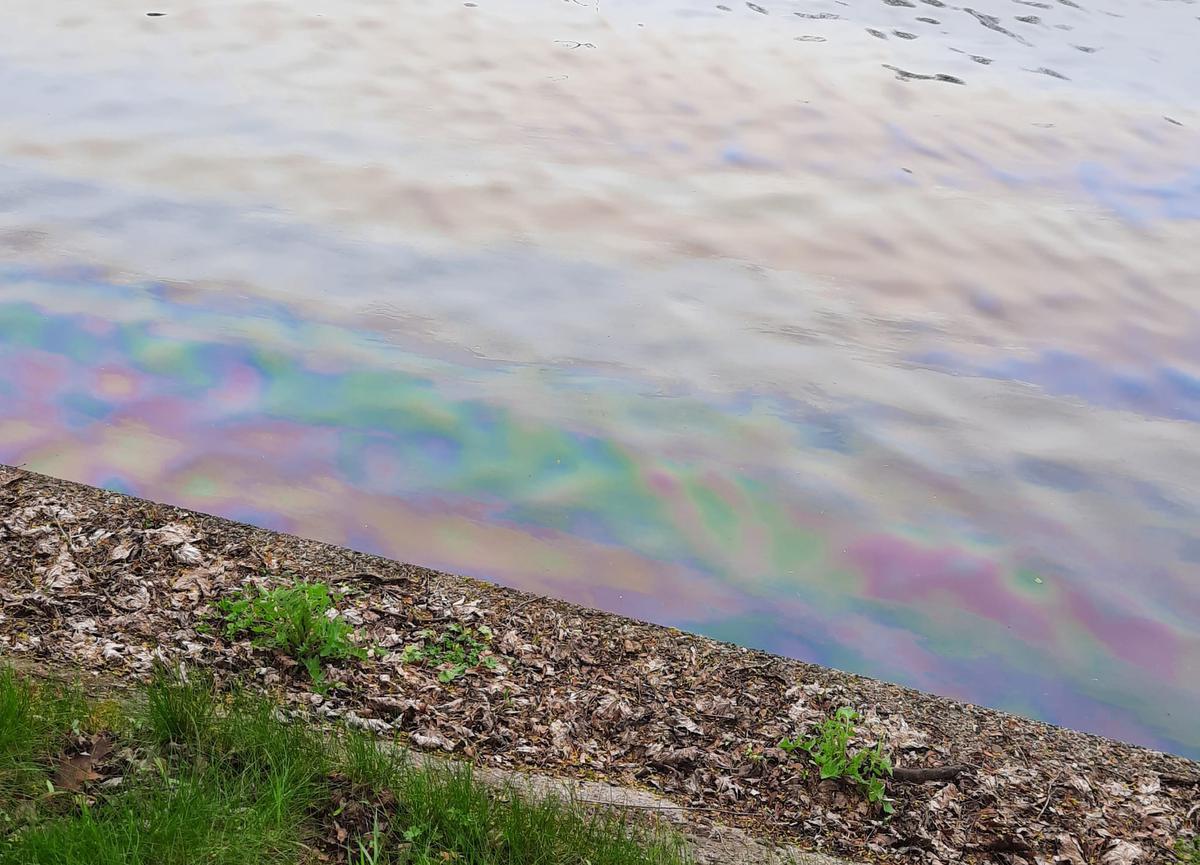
829, 614, 941, 686
219, 421, 341, 462
115, 395, 203, 430
209, 362, 263, 409
10, 351, 72, 393
848, 535, 1054, 645
1061, 587, 1180, 677
78, 317, 116, 337
646, 470, 676, 495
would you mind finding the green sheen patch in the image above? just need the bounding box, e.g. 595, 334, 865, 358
179, 472, 222, 499
0, 304, 47, 347
686, 478, 739, 550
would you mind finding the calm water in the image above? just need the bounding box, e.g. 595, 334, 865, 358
1, 0, 1198, 756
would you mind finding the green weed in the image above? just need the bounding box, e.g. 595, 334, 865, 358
1177, 837, 1200, 865
401, 624, 498, 683
215, 582, 368, 689
779, 706, 895, 815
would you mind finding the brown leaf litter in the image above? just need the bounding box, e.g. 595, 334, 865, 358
53, 732, 115, 792
1, 466, 1197, 864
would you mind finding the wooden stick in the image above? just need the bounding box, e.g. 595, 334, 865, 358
891, 764, 968, 783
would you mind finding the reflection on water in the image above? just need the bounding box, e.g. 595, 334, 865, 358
1, 0, 1198, 756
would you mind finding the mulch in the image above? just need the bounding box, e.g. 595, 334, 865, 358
2, 465, 1197, 864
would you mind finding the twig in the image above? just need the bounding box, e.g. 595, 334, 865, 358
1036, 770, 1063, 821
504, 596, 539, 625
52, 516, 93, 582
348, 570, 408, 586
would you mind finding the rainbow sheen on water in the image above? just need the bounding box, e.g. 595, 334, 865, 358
1, 0, 1198, 756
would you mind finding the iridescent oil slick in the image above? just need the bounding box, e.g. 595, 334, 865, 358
1, 0, 1197, 756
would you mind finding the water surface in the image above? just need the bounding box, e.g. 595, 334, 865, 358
1, 0, 1198, 756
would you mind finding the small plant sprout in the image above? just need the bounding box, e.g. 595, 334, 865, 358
348, 816, 388, 865
401, 623, 499, 683
1176, 837, 1200, 865
779, 706, 896, 815
216, 581, 368, 690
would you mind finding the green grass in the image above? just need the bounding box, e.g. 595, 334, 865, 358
215, 582, 368, 689
1177, 837, 1200, 865
0, 665, 690, 865
779, 706, 895, 815
144, 663, 218, 747
0, 667, 89, 802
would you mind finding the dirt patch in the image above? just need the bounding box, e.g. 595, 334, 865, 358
2, 466, 1197, 864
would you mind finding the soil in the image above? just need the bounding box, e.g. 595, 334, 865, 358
2, 466, 1197, 864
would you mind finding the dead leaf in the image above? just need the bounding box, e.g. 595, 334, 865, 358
694, 695, 737, 718
1101, 840, 1144, 865
1136, 776, 1160, 796
178, 566, 220, 597
173, 543, 203, 565
928, 783, 960, 815
672, 713, 703, 736
654, 746, 704, 767
149, 523, 200, 547
41, 547, 80, 590
592, 694, 642, 730
1054, 834, 1087, 865
411, 731, 452, 751
115, 585, 151, 611
54, 735, 113, 791
549, 720, 572, 751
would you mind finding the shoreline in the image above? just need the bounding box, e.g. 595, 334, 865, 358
2, 465, 1197, 864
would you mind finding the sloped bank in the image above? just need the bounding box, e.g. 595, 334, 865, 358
1, 466, 1197, 864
